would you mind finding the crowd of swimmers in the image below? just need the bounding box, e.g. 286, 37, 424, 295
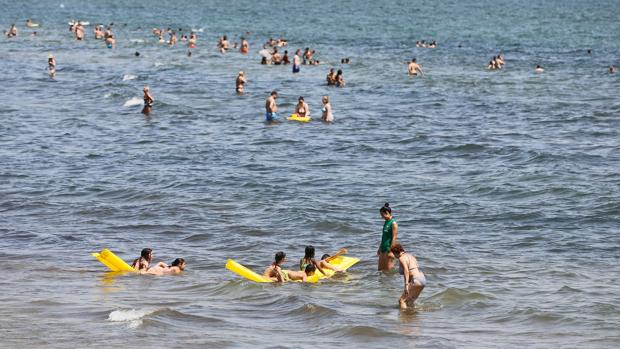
5, 20, 616, 122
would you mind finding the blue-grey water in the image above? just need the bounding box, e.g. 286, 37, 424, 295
1, 0, 619, 348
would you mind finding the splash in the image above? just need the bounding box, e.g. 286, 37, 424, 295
123, 97, 143, 107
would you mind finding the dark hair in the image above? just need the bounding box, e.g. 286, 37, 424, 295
135, 51, 140, 57
390, 243, 405, 255
141, 248, 153, 261
305, 264, 316, 274
171, 258, 185, 267
271, 90, 278, 96
380, 202, 391, 215
337, 69, 342, 75
304, 246, 315, 259
412, 58, 417, 62
320, 254, 330, 261
298, 96, 304, 102
275, 251, 286, 263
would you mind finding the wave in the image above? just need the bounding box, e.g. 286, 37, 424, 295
123, 97, 143, 107
122, 74, 137, 81
426, 287, 496, 305
107, 308, 160, 328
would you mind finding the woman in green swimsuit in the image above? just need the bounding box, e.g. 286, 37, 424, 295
377, 203, 398, 271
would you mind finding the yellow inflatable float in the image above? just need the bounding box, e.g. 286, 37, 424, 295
92, 248, 136, 272
287, 114, 311, 123
226, 255, 359, 283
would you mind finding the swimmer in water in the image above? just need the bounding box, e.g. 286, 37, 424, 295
609, 65, 616, 74
326, 68, 336, 85
378, 202, 398, 271
25, 19, 39, 28
535, 65, 544, 73
335, 69, 345, 87
408, 58, 423, 76
188, 32, 197, 48
94, 25, 104, 40
6, 24, 18, 37
265, 90, 278, 122
272, 48, 282, 65
263, 251, 309, 282
75, 22, 85, 40
236, 71, 246, 94
218, 35, 229, 53
321, 95, 334, 122
391, 243, 426, 310
144, 258, 187, 275
282, 50, 290, 64
131, 248, 153, 271
294, 96, 309, 117
166, 258, 186, 273
168, 31, 177, 46
105, 34, 115, 48
293, 49, 301, 73
240, 37, 249, 54
142, 85, 154, 115
47, 55, 56, 78
300, 246, 342, 274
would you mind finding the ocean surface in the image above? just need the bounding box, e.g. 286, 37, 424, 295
1, 0, 619, 348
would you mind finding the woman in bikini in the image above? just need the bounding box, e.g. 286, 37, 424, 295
294, 96, 309, 117
391, 244, 426, 310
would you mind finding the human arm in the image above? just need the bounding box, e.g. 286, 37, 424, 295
400, 256, 410, 295
312, 259, 327, 275
390, 221, 398, 248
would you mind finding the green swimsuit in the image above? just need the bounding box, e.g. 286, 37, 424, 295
380, 218, 396, 253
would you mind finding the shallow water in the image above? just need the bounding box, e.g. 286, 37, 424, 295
1, 0, 619, 348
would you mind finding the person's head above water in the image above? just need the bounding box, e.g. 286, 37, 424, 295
239, 70, 244, 76
298, 96, 304, 103
171, 258, 186, 270
320, 254, 330, 261
337, 69, 342, 75
412, 58, 417, 63
390, 243, 405, 257
274, 251, 286, 264
270, 90, 278, 97
134, 51, 140, 57
304, 245, 315, 259
322, 95, 329, 104
380, 202, 392, 219
141, 248, 153, 262
305, 264, 316, 276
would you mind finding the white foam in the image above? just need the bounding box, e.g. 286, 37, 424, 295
130, 39, 145, 44
191, 28, 204, 32
122, 74, 137, 81
107, 308, 156, 322
123, 97, 143, 107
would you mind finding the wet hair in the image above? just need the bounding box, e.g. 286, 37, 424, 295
390, 243, 405, 255
187, 51, 192, 57
320, 254, 330, 261
261, 56, 267, 64
275, 251, 286, 263
141, 248, 153, 261
380, 202, 392, 215
337, 69, 343, 75
134, 51, 140, 57
270, 90, 278, 96
304, 246, 315, 259
305, 264, 316, 275
223, 35, 227, 40
412, 58, 417, 62
298, 96, 304, 102
171, 258, 185, 267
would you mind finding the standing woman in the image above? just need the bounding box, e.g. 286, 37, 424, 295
377, 202, 398, 271
391, 244, 426, 310
321, 95, 333, 122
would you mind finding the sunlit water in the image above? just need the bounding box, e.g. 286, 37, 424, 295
1, 0, 619, 348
